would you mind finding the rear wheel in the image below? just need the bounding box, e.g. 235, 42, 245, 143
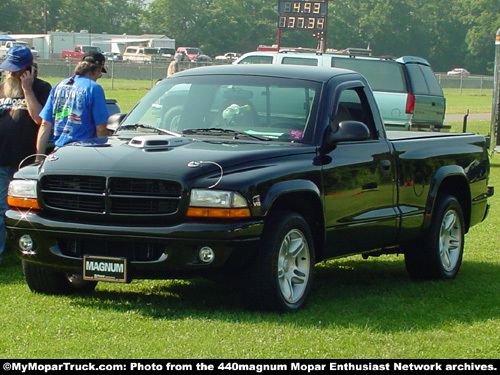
405, 195, 465, 280
241, 210, 315, 312
22, 261, 98, 294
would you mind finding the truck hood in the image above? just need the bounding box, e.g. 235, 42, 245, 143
39, 135, 313, 180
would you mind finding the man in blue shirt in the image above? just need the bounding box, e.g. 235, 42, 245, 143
36, 52, 109, 159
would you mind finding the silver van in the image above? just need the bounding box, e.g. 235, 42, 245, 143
234, 51, 446, 131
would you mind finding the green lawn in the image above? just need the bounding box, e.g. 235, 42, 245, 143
443, 88, 493, 115
0, 83, 498, 359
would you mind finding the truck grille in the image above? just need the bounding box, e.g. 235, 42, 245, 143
58, 238, 165, 261
41, 175, 182, 216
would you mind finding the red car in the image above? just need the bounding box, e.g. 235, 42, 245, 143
175, 47, 211, 62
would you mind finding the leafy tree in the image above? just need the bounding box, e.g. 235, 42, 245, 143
55, 0, 145, 35
2, 0, 500, 74
458, 0, 500, 73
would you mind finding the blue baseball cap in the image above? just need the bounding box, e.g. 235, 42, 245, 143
0, 46, 34, 72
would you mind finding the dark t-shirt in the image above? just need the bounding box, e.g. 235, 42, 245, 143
0, 78, 52, 167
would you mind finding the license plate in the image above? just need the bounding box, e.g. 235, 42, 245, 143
83, 255, 128, 283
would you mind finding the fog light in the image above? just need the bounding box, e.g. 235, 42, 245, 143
198, 246, 215, 264
19, 235, 35, 255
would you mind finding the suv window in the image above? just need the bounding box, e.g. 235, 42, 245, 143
331, 58, 407, 93
158, 48, 175, 55
238, 55, 273, 64
406, 64, 443, 96
419, 65, 443, 96
406, 64, 429, 95
282, 56, 318, 66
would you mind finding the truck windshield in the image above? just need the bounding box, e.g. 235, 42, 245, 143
122, 75, 321, 143
82, 46, 101, 53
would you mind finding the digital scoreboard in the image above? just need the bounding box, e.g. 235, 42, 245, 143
278, 1, 328, 31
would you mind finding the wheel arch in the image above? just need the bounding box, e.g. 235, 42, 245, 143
260, 180, 325, 262
425, 166, 471, 232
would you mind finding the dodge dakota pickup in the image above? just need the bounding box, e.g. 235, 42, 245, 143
6, 65, 493, 312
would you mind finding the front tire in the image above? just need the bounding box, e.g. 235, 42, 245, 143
242, 211, 315, 312
23, 261, 98, 294
405, 194, 465, 280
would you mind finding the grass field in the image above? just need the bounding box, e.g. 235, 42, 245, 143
0, 83, 498, 359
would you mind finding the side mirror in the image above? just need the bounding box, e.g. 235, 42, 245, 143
322, 121, 371, 153
107, 112, 127, 133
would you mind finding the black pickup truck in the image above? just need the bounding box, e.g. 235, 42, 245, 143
6, 65, 493, 312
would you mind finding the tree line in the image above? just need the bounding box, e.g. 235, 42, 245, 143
1, 0, 499, 74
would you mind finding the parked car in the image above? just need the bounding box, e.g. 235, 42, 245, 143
156, 47, 175, 61
0, 40, 39, 59
103, 52, 122, 61
234, 50, 446, 131
215, 52, 241, 62
123, 46, 169, 63
61, 45, 101, 61
175, 47, 211, 62
447, 68, 470, 76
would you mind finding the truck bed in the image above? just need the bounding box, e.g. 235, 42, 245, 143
386, 130, 477, 141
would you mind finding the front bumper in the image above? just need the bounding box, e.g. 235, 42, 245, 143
5, 209, 264, 280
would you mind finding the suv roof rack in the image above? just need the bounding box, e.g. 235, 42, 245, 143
257, 45, 372, 57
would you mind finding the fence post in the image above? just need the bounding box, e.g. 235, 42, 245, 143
111, 59, 114, 90
490, 27, 500, 152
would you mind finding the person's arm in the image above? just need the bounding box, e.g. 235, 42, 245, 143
21, 68, 43, 125
96, 123, 110, 138
36, 120, 53, 161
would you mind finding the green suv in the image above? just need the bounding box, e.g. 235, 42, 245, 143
234, 51, 446, 131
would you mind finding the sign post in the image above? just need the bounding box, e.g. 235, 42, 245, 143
490, 27, 500, 153
277, 0, 328, 51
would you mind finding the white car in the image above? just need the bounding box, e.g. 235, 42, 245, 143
215, 52, 241, 62
447, 68, 470, 76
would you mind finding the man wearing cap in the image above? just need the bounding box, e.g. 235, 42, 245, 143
36, 51, 110, 160
0, 46, 51, 263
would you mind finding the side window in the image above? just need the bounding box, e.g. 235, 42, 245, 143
282, 57, 318, 66
406, 64, 429, 95
332, 87, 377, 139
419, 65, 444, 96
238, 55, 273, 64
331, 58, 407, 93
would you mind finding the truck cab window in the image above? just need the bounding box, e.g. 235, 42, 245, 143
333, 87, 377, 139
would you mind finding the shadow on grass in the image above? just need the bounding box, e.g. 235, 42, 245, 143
3, 238, 498, 331
46, 255, 499, 332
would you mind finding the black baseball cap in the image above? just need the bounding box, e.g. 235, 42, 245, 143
82, 51, 107, 73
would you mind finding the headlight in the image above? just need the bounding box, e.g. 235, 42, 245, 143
187, 189, 250, 218
7, 180, 40, 209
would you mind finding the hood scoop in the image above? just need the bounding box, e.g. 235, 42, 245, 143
128, 135, 191, 149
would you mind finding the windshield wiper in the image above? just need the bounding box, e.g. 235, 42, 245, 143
182, 128, 271, 141
118, 123, 182, 137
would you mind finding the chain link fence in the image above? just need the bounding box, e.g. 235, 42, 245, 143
35, 59, 219, 90
436, 73, 493, 95
19, 60, 496, 95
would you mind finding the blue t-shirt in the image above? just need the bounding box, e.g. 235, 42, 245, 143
40, 76, 109, 147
